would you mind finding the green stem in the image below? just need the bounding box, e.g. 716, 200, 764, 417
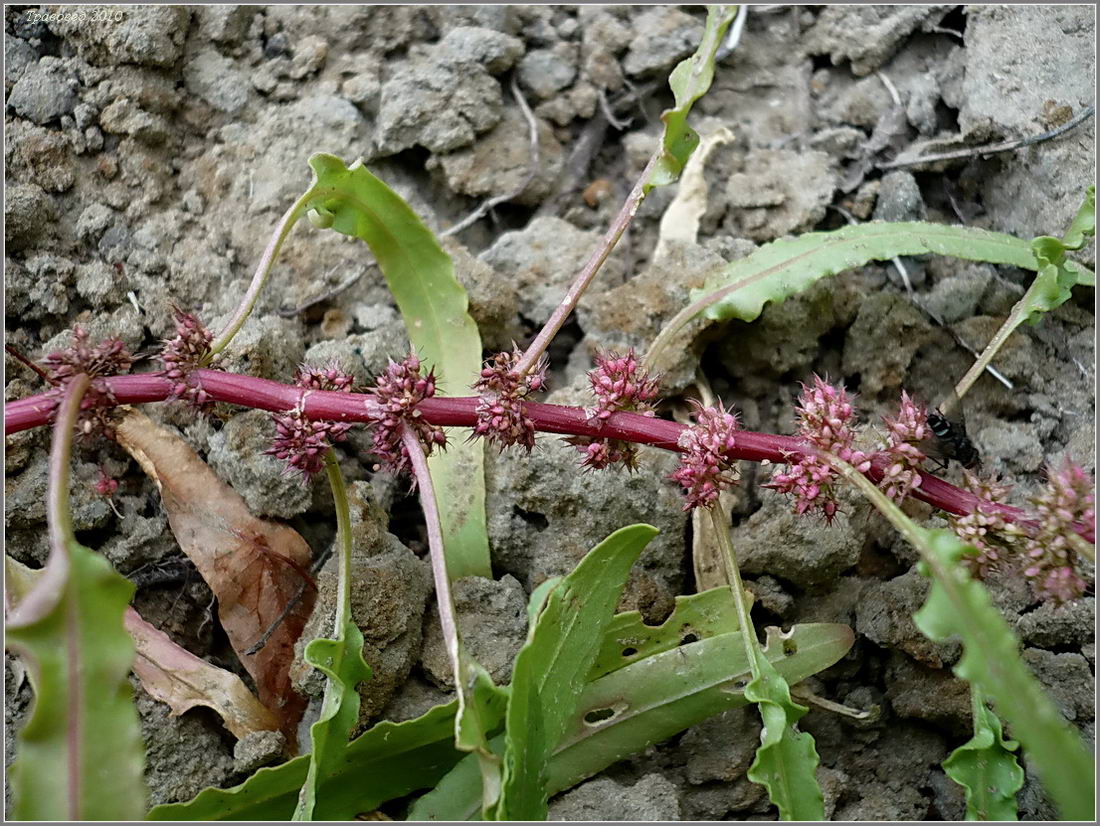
207, 191, 314, 359
322, 449, 353, 634
709, 505, 763, 669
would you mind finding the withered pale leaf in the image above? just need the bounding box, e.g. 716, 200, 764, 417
115, 409, 315, 741
125, 606, 280, 739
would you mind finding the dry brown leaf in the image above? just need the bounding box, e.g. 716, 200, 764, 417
115, 409, 315, 742
124, 606, 280, 739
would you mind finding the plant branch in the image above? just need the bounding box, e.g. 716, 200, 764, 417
400, 424, 461, 680
515, 153, 660, 377
208, 191, 314, 359
3, 371, 1091, 543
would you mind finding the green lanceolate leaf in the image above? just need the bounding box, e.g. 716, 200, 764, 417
646, 5, 739, 192
148, 702, 465, 821
495, 524, 660, 820
698, 222, 1039, 324
588, 585, 741, 680
413, 623, 855, 821
645, 221, 1046, 370
7, 550, 147, 820
303, 153, 490, 580
943, 685, 1024, 821
293, 451, 373, 821
914, 529, 1094, 821
744, 655, 824, 821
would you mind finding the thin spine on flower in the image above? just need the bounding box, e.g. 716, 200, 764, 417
267, 360, 355, 480
568, 349, 662, 471
765, 375, 871, 523
670, 401, 742, 510
42, 325, 133, 438
471, 345, 547, 452
366, 351, 447, 476
160, 309, 214, 410
878, 391, 928, 502
1023, 459, 1095, 602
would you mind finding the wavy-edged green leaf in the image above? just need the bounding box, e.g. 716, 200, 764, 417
412, 623, 855, 821
1061, 183, 1095, 251
744, 655, 824, 821
589, 585, 740, 680
913, 530, 1094, 820
148, 701, 464, 821
495, 523, 660, 820
645, 221, 1047, 370
6, 546, 146, 819
646, 5, 739, 191
293, 451, 373, 820
699, 222, 1040, 324
303, 153, 489, 580
943, 685, 1024, 821
454, 656, 510, 814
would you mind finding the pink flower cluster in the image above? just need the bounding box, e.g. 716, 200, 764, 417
367, 352, 447, 473
1023, 460, 1095, 602
472, 346, 547, 453
43, 325, 133, 437
160, 309, 214, 409
951, 472, 1024, 579
878, 391, 928, 502
267, 361, 355, 479
765, 376, 870, 523
670, 402, 741, 510
570, 349, 661, 471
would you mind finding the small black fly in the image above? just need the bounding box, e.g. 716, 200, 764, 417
925, 403, 980, 470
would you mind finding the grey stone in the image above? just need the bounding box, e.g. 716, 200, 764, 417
438, 26, 523, 74
549, 774, 682, 821
873, 170, 926, 223
135, 678, 236, 807
232, 730, 287, 774
922, 262, 994, 325
724, 148, 837, 241
517, 44, 578, 101
375, 52, 504, 155
480, 216, 624, 327
622, 7, 704, 78
856, 567, 960, 668
444, 238, 523, 352
884, 651, 971, 735
72, 102, 97, 129
421, 574, 527, 689
6, 254, 74, 320
50, 6, 191, 68
4, 37, 37, 88
1022, 648, 1095, 723
196, 5, 256, 46
76, 202, 116, 242
99, 97, 173, 145
8, 57, 79, 124
841, 292, 930, 397
1016, 597, 1095, 650
183, 49, 250, 114
205, 410, 312, 520
485, 435, 686, 617
6, 120, 75, 192
679, 706, 760, 784
806, 5, 951, 76
4, 182, 56, 251
288, 35, 328, 80
292, 484, 431, 727
429, 106, 563, 208
731, 493, 863, 590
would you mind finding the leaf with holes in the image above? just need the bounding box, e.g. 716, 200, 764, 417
494, 523, 660, 820
411, 623, 854, 820
115, 409, 315, 743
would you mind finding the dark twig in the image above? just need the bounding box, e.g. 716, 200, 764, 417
880, 104, 1095, 170
5, 344, 55, 385
277, 268, 366, 318
243, 542, 333, 655
440, 75, 540, 238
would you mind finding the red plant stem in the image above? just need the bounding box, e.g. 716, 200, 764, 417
4, 369, 1093, 544
514, 153, 660, 377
